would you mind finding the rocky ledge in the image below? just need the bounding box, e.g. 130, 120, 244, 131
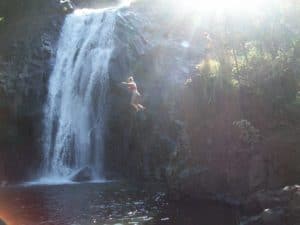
240, 185, 300, 225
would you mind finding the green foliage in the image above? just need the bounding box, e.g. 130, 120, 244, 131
196, 59, 220, 77
191, 59, 236, 106
187, 1, 300, 125
233, 41, 298, 111
165, 2, 300, 191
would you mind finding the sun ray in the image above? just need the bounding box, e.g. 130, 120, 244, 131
170, 0, 278, 14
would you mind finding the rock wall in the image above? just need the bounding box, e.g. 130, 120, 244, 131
0, 0, 64, 182
241, 185, 300, 225
104, 1, 300, 202
104, 3, 200, 180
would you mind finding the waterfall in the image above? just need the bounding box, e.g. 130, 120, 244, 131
41, 8, 117, 182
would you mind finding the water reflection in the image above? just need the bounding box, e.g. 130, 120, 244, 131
0, 182, 238, 225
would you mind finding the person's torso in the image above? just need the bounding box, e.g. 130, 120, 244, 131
128, 82, 137, 91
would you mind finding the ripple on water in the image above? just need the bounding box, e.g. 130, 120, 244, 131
0, 182, 239, 225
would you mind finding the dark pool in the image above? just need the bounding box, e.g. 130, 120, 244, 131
0, 182, 239, 225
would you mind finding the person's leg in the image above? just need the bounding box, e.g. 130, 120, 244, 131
135, 92, 145, 111
137, 104, 145, 110
131, 104, 139, 111
131, 92, 139, 111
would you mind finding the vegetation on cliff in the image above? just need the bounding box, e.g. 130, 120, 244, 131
140, 0, 300, 199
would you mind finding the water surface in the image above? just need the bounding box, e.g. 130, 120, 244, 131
0, 182, 238, 225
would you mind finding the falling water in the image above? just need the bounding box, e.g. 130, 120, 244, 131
41, 8, 117, 182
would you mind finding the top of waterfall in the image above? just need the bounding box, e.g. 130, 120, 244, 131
73, 8, 113, 16
72, 0, 133, 16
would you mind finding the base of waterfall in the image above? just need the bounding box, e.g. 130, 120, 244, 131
25, 178, 107, 186
26, 168, 107, 186
70, 166, 93, 182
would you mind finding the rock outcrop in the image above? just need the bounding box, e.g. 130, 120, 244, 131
241, 185, 300, 225
71, 167, 93, 182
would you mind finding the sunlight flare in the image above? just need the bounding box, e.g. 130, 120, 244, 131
172, 0, 276, 13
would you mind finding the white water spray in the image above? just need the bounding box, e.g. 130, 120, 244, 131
41, 8, 117, 182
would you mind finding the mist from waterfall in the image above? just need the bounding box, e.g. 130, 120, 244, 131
40, 8, 117, 182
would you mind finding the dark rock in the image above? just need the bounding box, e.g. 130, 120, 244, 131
241, 185, 300, 225
287, 186, 300, 224
242, 208, 286, 225
59, 0, 75, 14
71, 167, 93, 182
0, 0, 64, 182
261, 208, 285, 225
243, 186, 298, 214
241, 215, 262, 225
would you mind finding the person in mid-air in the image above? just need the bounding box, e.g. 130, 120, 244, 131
122, 76, 145, 112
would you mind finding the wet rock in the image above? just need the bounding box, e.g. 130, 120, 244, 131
0, 0, 64, 182
261, 208, 285, 225
241, 185, 300, 225
241, 208, 286, 225
243, 186, 298, 214
71, 167, 93, 182
160, 217, 170, 221
287, 186, 300, 224
59, 0, 75, 14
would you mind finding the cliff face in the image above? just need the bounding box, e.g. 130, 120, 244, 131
104, 6, 195, 180
104, 1, 300, 201
0, 0, 64, 181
